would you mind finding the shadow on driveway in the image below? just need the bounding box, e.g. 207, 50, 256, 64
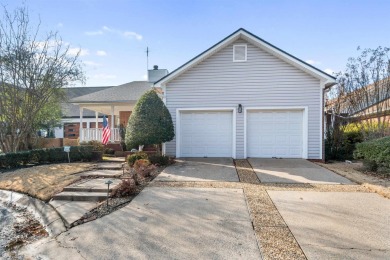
249, 159, 353, 184
155, 158, 239, 182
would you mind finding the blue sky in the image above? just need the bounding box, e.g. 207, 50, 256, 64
3, 0, 390, 86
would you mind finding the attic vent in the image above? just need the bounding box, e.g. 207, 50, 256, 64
233, 44, 247, 62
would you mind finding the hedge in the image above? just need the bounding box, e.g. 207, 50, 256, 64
354, 136, 390, 170
0, 146, 94, 169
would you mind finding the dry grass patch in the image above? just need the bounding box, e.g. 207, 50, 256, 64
0, 163, 94, 201
317, 162, 390, 199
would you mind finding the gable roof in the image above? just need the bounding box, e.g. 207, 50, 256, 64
70, 81, 151, 103
155, 28, 336, 88
62, 86, 111, 118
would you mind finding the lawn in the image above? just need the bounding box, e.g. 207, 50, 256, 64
0, 163, 94, 201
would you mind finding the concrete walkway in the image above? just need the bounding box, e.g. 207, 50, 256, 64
269, 191, 390, 259
23, 187, 262, 259
18, 158, 389, 259
49, 161, 123, 227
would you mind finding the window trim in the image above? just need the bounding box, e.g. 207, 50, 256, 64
233, 44, 247, 62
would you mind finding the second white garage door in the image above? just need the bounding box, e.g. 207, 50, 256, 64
247, 110, 303, 158
180, 111, 233, 157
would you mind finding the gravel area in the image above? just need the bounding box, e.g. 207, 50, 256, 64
0, 203, 48, 259
234, 159, 260, 183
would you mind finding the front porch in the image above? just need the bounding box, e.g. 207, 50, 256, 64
78, 104, 133, 143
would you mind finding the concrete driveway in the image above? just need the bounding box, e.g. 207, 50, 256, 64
249, 158, 353, 184
155, 158, 239, 182
23, 187, 261, 259
269, 191, 390, 259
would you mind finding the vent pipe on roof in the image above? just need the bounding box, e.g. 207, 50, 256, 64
153, 65, 158, 70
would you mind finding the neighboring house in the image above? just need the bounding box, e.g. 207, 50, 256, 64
68, 66, 168, 142
155, 28, 336, 160
325, 77, 390, 129
55, 86, 111, 138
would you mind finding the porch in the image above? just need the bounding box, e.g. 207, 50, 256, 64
78, 104, 133, 143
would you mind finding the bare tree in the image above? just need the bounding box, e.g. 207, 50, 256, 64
0, 6, 84, 152
327, 47, 390, 139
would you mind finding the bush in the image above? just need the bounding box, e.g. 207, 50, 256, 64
126, 152, 148, 167
325, 123, 364, 161
110, 179, 137, 197
104, 148, 115, 155
80, 140, 104, 151
149, 154, 171, 166
133, 159, 156, 177
125, 90, 174, 149
354, 136, 390, 171
0, 146, 94, 169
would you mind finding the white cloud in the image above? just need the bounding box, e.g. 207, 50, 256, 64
96, 50, 107, 56
123, 31, 143, 40
92, 74, 116, 80
86, 26, 143, 40
68, 48, 89, 57
324, 68, 334, 75
306, 59, 321, 65
85, 30, 103, 36
83, 61, 102, 67
57, 22, 63, 28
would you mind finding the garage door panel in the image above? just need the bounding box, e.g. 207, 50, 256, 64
247, 110, 303, 158
180, 111, 232, 157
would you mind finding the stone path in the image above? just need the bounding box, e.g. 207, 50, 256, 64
49, 160, 124, 227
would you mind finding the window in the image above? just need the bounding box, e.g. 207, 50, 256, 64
68, 134, 76, 137
233, 44, 247, 62
68, 129, 74, 132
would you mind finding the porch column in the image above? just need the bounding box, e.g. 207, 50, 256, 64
95, 111, 99, 141
111, 105, 114, 142
79, 107, 84, 142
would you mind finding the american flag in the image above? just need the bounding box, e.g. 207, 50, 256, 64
102, 115, 111, 145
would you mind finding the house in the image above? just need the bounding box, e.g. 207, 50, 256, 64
55, 86, 111, 139
325, 77, 390, 128
155, 28, 336, 160
68, 66, 168, 142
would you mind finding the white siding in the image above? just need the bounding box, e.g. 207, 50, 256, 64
165, 39, 321, 159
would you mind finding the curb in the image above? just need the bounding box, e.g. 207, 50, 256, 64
0, 189, 66, 236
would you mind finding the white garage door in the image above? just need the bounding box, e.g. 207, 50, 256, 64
180, 111, 233, 157
247, 110, 303, 158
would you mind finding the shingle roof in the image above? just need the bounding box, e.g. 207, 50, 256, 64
70, 81, 152, 103
62, 86, 111, 117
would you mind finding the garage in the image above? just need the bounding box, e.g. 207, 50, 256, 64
246, 109, 305, 158
179, 111, 233, 157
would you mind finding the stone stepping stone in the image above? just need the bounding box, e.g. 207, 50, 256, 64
76, 169, 123, 178
49, 200, 98, 227
64, 179, 121, 192
95, 162, 124, 170
52, 191, 108, 201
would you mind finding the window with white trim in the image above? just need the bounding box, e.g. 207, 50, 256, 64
233, 44, 247, 62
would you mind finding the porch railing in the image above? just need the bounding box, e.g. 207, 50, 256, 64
80, 128, 121, 142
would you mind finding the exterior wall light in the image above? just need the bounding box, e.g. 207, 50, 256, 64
238, 104, 242, 113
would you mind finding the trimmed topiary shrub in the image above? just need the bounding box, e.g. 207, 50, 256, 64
125, 90, 174, 150
354, 136, 390, 171
126, 152, 148, 167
